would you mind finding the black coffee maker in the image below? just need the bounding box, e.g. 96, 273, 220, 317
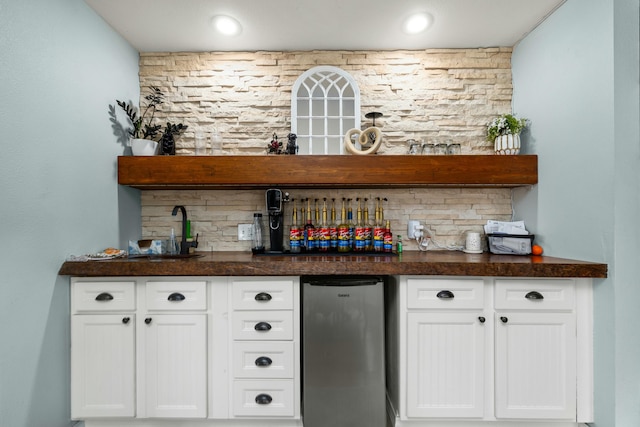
266, 189, 284, 252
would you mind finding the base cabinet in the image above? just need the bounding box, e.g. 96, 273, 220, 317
71, 313, 136, 418
391, 276, 592, 425
406, 312, 485, 418
142, 314, 207, 418
70, 276, 300, 425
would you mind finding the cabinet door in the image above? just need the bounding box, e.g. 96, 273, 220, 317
406, 312, 485, 418
143, 314, 207, 418
495, 312, 576, 420
71, 314, 135, 418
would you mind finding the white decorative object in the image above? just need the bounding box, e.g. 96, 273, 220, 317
130, 138, 158, 156
344, 127, 382, 155
494, 134, 521, 155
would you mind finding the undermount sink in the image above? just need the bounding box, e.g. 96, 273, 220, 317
128, 253, 204, 260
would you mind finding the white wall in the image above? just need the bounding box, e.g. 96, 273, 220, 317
0, 0, 140, 426
512, 0, 640, 425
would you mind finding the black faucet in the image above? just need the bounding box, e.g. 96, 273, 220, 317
171, 205, 198, 255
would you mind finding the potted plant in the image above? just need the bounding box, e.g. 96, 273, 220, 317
116, 86, 187, 156
486, 113, 528, 155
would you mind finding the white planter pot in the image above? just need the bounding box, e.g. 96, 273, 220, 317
130, 138, 158, 156
494, 134, 521, 155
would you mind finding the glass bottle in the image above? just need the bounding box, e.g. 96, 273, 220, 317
373, 197, 385, 252
363, 198, 372, 252
329, 198, 338, 252
383, 220, 393, 253
319, 199, 330, 252
303, 198, 315, 252
337, 198, 350, 252
289, 199, 301, 253
354, 198, 365, 252
252, 213, 265, 253
347, 199, 355, 251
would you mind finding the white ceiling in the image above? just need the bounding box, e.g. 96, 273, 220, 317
85, 0, 566, 52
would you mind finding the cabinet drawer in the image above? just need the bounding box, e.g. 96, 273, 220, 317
232, 278, 294, 310
407, 278, 484, 309
232, 380, 295, 417
72, 281, 135, 312
233, 342, 294, 379
495, 279, 575, 310
145, 280, 207, 311
232, 311, 293, 341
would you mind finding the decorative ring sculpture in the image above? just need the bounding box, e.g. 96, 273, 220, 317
344, 127, 382, 155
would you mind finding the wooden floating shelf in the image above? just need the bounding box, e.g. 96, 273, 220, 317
118, 155, 538, 190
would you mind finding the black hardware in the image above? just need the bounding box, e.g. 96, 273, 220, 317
436, 290, 455, 299
145, 318, 152, 325
478, 316, 486, 323
500, 316, 508, 323
525, 291, 544, 300
255, 356, 273, 367
122, 317, 130, 324
168, 292, 186, 301
255, 292, 273, 302
255, 394, 273, 405
95, 292, 114, 301
254, 322, 272, 331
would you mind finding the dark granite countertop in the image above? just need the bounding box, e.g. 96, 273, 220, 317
58, 251, 607, 278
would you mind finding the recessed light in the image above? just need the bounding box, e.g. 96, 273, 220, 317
212, 15, 242, 36
402, 13, 432, 35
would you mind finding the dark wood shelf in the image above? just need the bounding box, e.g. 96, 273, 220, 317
118, 155, 538, 189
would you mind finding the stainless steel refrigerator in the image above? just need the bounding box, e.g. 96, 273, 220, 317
302, 276, 386, 427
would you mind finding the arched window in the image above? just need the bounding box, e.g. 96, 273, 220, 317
291, 66, 361, 155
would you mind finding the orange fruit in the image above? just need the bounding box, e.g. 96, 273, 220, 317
531, 244, 544, 256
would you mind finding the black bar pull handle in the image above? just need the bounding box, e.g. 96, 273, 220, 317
254, 322, 272, 331
95, 292, 114, 301
255, 356, 273, 367
168, 292, 186, 301
525, 291, 544, 300
255, 292, 272, 302
145, 317, 152, 325
437, 290, 455, 299
122, 317, 130, 324
255, 394, 273, 405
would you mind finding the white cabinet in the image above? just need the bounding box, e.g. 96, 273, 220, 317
71, 276, 300, 426
392, 276, 592, 425
71, 278, 208, 420
141, 314, 207, 418
71, 280, 136, 418
404, 278, 486, 419
407, 311, 485, 418
494, 279, 577, 420
230, 277, 300, 418
71, 313, 136, 418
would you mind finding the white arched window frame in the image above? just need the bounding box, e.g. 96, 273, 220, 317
291, 66, 361, 155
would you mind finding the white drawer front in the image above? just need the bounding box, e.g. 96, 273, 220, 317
145, 280, 207, 311
73, 281, 135, 312
233, 342, 294, 379
232, 311, 293, 341
495, 279, 576, 310
407, 278, 484, 309
232, 380, 294, 417
231, 278, 294, 310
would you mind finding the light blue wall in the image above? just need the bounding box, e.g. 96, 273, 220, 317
0, 0, 140, 426
513, 0, 640, 426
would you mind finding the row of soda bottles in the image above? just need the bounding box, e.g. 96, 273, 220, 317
288, 197, 400, 253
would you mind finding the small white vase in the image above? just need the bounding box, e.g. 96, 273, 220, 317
494, 134, 521, 155
130, 138, 158, 156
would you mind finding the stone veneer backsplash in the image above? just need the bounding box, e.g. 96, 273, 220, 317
141, 188, 513, 252
137, 48, 515, 251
